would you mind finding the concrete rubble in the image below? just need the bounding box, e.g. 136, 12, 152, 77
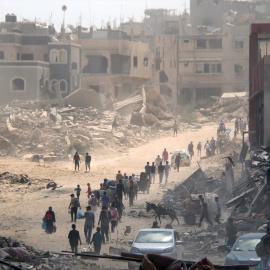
0, 236, 112, 270
0, 100, 175, 159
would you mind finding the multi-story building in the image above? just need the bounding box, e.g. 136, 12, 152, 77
0, 14, 80, 105
121, 1, 270, 108
79, 28, 153, 101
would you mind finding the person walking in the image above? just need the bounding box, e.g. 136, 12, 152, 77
162, 148, 169, 163
98, 206, 110, 243
116, 179, 125, 202
132, 174, 138, 200
85, 152, 91, 172
164, 161, 171, 183
188, 142, 194, 158
86, 183, 91, 198
101, 192, 110, 209
68, 224, 82, 253
215, 197, 221, 224
210, 137, 216, 154
158, 162, 165, 184
83, 205, 95, 244
150, 162, 156, 184
88, 194, 98, 218
74, 184, 81, 201
69, 194, 81, 222
197, 141, 202, 156
145, 162, 151, 180
123, 175, 129, 200
73, 152, 80, 171
199, 198, 213, 227
116, 170, 123, 185
90, 227, 103, 255
175, 153, 181, 172
235, 119, 239, 135
113, 196, 123, 222
173, 121, 178, 137
155, 155, 162, 172
109, 203, 119, 233
44, 206, 56, 234
129, 186, 134, 207
226, 218, 237, 247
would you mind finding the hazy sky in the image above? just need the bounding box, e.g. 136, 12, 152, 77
0, 0, 189, 30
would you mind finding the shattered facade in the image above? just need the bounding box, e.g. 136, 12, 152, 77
121, 1, 270, 107
80, 37, 153, 101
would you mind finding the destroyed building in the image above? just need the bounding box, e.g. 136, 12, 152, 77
121, 0, 270, 108
79, 28, 153, 102
0, 14, 81, 105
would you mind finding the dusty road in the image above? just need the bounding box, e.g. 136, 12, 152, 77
0, 122, 229, 268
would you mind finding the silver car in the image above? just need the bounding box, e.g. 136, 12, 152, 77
224, 233, 264, 267
128, 229, 183, 269
170, 149, 191, 167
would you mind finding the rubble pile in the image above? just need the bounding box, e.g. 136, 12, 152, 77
198, 97, 248, 124
0, 236, 111, 270
0, 104, 164, 159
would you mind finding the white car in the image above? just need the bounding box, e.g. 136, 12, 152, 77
170, 149, 191, 167
128, 229, 183, 269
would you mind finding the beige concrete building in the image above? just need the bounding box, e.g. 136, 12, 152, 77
80, 36, 153, 101
121, 1, 270, 108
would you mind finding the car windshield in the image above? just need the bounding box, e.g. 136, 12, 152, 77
233, 238, 261, 251
135, 231, 173, 243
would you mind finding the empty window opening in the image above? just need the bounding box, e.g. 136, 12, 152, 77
51, 80, 58, 92
17, 53, 20, 60
71, 62, 78, 70
164, 21, 179, 35
184, 63, 189, 68
159, 70, 168, 83
209, 39, 222, 49
50, 50, 58, 63
89, 84, 100, 93
143, 57, 148, 67
160, 85, 172, 97
184, 40, 189, 43
0, 51, 4, 59
111, 54, 130, 75
133, 56, 138, 67
21, 54, 34, 60
123, 83, 132, 95
196, 63, 221, 73
197, 39, 206, 49
82, 55, 108, 74
234, 64, 244, 74
11, 78, 25, 91
234, 41, 244, 49
60, 80, 67, 92
59, 49, 67, 63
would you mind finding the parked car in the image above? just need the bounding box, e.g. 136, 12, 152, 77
170, 149, 191, 167
224, 233, 264, 267
128, 228, 183, 269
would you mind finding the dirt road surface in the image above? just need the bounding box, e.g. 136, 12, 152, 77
0, 122, 229, 269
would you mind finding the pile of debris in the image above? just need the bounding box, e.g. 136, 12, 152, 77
0, 236, 111, 270
0, 103, 171, 159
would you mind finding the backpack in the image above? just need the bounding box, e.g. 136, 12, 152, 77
90, 197, 97, 206
256, 240, 268, 257
109, 209, 117, 219
73, 198, 80, 207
